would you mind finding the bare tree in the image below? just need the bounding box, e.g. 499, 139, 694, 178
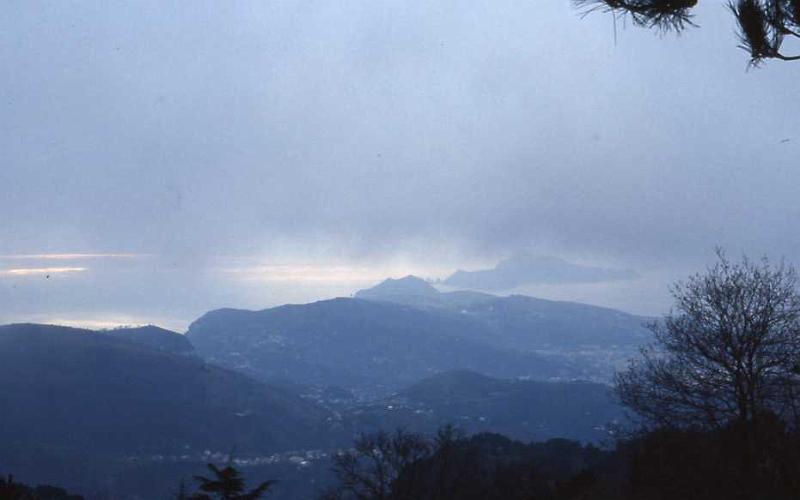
616, 250, 800, 434
574, 0, 800, 65
322, 430, 431, 500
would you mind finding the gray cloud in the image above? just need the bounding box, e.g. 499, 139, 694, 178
2, 1, 799, 326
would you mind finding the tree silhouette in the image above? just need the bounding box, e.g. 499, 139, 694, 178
574, 0, 800, 65
0, 475, 31, 500
616, 250, 800, 431
322, 429, 618, 500
322, 430, 431, 500
188, 463, 275, 500
616, 250, 800, 496
0, 475, 84, 500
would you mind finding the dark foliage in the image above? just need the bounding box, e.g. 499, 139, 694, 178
574, 0, 698, 32
323, 427, 623, 500
186, 463, 275, 500
324, 423, 800, 500
0, 474, 84, 500
574, 0, 800, 65
729, 0, 800, 64
393, 431, 622, 500
623, 417, 800, 500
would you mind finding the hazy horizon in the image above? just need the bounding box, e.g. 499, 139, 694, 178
3, 1, 798, 330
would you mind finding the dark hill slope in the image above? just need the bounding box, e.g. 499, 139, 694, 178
106, 324, 194, 355
347, 370, 622, 442
356, 277, 650, 351
0, 323, 334, 455
187, 298, 574, 396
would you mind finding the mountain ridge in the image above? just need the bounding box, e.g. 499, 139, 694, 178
0, 323, 337, 455
186, 297, 580, 397
353, 278, 652, 352
105, 324, 194, 355
354, 275, 439, 299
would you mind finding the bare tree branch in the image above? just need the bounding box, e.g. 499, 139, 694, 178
616, 251, 800, 434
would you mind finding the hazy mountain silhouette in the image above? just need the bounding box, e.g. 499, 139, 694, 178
186, 298, 579, 397
106, 324, 194, 355
354, 275, 439, 299
0, 323, 335, 456
355, 277, 651, 353
354, 275, 495, 310
443, 254, 638, 290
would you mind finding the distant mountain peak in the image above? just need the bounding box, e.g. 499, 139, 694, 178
355, 275, 439, 300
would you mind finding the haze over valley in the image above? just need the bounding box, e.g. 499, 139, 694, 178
0, 275, 638, 498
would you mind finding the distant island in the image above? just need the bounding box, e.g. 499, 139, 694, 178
442, 254, 638, 290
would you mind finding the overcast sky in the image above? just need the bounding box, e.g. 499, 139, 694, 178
2, 1, 799, 330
